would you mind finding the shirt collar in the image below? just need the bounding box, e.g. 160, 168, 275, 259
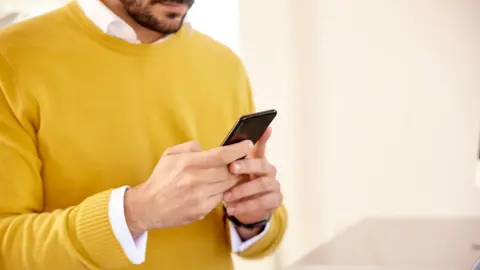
76, 0, 191, 44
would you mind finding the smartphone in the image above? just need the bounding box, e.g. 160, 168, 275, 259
221, 109, 277, 148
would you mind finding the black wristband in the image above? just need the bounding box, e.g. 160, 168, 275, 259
223, 205, 271, 229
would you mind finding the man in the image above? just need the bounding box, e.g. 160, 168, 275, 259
0, 0, 287, 269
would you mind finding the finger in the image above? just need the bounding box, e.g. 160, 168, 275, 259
223, 176, 279, 202
163, 141, 202, 155
192, 140, 254, 168
249, 127, 272, 158
191, 166, 234, 186
204, 167, 234, 184
229, 158, 276, 176
208, 177, 238, 196
199, 193, 224, 220
226, 192, 282, 216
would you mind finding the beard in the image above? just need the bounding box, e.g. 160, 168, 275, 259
122, 0, 195, 35
150, 0, 195, 8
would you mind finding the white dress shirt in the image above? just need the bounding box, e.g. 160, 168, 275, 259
76, 0, 269, 264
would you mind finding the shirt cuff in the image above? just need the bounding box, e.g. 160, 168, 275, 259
108, 186, 148, 264
229, 220, 271, 253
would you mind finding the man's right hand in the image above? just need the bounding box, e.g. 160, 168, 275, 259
124, 140, 253, 237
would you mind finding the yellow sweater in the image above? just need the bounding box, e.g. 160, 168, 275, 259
0, 2, 287, 270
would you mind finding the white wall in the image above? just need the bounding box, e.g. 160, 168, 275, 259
0, 0, 70, 21
1, 0, 479, 269
238, 0, 480, 268
235, 3, 298, 269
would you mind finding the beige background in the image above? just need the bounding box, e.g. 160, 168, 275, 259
237, 0, 480, 269
1, 0, 479, 269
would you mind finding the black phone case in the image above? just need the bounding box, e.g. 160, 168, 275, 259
221, 109, 277, 146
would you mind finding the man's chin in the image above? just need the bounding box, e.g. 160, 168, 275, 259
151, 21, 184, 35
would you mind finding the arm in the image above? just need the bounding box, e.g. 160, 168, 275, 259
228, 205, 287, 259
108, 186, 148, 264
225, 60, 288, 259
0, 54, 133, 270
110, 186, 269, 260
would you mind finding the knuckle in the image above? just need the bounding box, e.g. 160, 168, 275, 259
217, 151, 229, 164
276, 193, 284, 206
272, 179, 281, 190
206, 152, 222, 167
221, 157, 232, 167
260, 177, 270, 190
269, 164, 277, 175
182, 172, 198, 188
187, 141, 202, 151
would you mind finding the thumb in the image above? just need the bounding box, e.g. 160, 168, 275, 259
249, 127, 272, 158
163, 141, 202, 156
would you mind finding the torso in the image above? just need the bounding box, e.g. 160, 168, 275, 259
1, 8, 252, 268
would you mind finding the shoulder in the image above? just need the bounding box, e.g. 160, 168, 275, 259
186, 29, 255, 111
189, 29, 245, 70
0, 5, 73, 60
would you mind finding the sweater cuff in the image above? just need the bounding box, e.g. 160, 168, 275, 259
229, 220, 270, 252
108, 186, 147, 264
235, 205, 288, 259
76, 189, 132, 269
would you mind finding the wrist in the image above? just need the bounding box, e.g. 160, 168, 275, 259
235, 226, 263, 241
223, 206, 269, 241
124, 187, 148, 239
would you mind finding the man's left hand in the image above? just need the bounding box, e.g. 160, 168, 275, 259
223, 127, 283, 239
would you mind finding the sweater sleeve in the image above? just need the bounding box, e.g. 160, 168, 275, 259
0, 54, 132, 270
228, 61, 288, 259
233, 205, 288, 259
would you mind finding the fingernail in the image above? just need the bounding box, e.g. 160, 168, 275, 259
247, 140, 254, 148
232, 162, 241, 173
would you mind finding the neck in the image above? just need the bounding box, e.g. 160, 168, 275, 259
100, 0, 165, 43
